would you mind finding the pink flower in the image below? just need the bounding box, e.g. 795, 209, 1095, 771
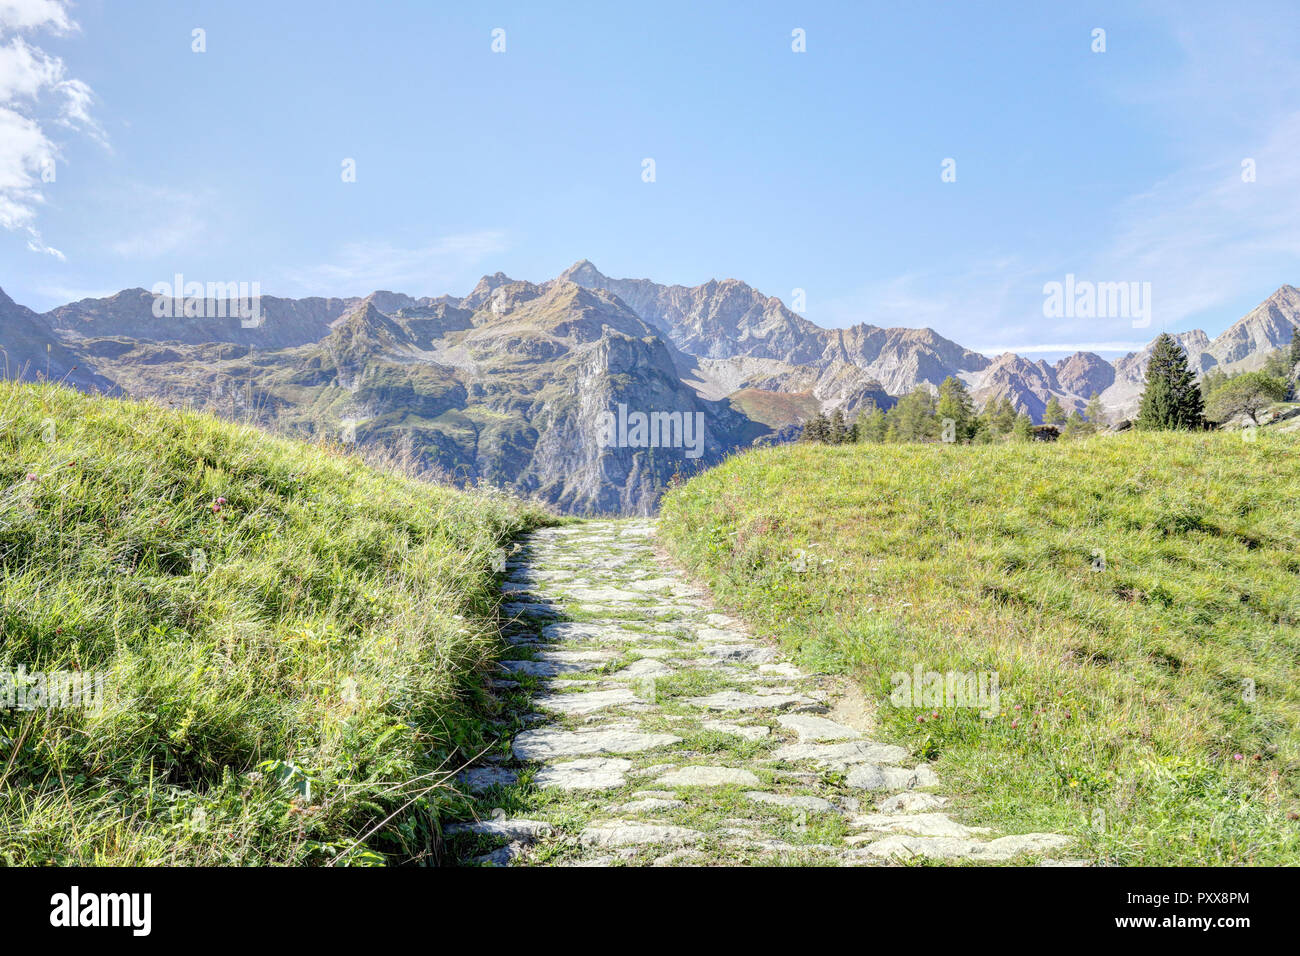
1233, 753, 1243, 761
26, 473, 37, 482
915, 716, 925, 724
1010, 719, 1018, 728
217, 497, 227, 505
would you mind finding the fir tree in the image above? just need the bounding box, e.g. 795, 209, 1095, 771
1012, 411, 1033, 442
936, 376, 975, 442
1043, 396, 1066, 426
828, 408, 850, 444
800, 411, 830, 443
1136, 333, 1206, 431
857, 405, 886, 443
1084, 392, 1105, 428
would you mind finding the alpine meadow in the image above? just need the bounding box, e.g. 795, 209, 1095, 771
2, 2, 1298, 931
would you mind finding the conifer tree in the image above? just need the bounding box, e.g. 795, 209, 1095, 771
1043, 396, 1066, 426
1136, 333, 1206, 430
936, 376, 975, 442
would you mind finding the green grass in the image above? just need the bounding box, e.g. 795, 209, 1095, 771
659, 429, 1300, 864
0, 381, 548, 865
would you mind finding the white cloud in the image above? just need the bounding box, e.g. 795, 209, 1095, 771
284, 231, 511, 296
0, 0, 103, 259
0, 0, 73, 33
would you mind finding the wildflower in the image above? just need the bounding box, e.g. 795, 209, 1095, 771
1010, 719, 1018, 728
1232, 753, 1243, 761
26, 473, 37, 482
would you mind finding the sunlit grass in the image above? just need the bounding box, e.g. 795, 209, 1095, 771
0, 381, 548, 865
660, 430, 1300, 864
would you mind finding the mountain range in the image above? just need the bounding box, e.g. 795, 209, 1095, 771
2, 263, 1297, 513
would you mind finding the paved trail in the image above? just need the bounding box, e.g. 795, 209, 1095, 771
447, 520, 1072, 866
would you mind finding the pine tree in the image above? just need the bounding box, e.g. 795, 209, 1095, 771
801, 412, 830, 443
1012, 411, 1033, 442
890, 388, 938, 442
1061, 410, 1087, 440
1136, 333, 1206, 431
857, 405, 886, 443
1043, 396, 1066, 426
936, 376, 974, 442
828, 408, 849, 444
1084, 392, 1105, 428
1291, 326, 1300, 370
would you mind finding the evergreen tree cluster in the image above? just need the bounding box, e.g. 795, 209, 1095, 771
797, 376, 1110, 446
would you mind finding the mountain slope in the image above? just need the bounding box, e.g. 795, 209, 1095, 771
0, 287, 116, 393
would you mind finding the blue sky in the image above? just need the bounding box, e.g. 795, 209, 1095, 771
3, 0, 1299, 356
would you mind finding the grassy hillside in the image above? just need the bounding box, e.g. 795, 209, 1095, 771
0, 381, 546, 865
660, 430, 1300, 864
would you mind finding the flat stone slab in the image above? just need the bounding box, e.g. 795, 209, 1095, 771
877, 792, 948, 814
500, 659, 579, 677
513, 727, 681, 760
849, 813, 989, 839
744, 791, 834, 813
562, 587, 649, 604
624, 578, 681, 593
704, 644, 777, 664
759, 662, 803, 678
696, 626, 750, 643
776, 714, 861, 742
845, 763, 941, 791
656, 766, 761, 787
852, 832, 1071, 862
579, 822, 703, 848
701, 720, 771, 741
458, 767, 518, 792
616, 658, 674, 678
502, 602, 560, 619
444, 818, 553, 841
468, 842, 525, 866
685, 691, 815, 712
541, 622, 641, 643
615, 798, 687, 814
771, 740, 908, 768
531, 688, 639, 716
533, 758, 632, 790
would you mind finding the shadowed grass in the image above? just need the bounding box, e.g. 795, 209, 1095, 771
659, 429, 1300, 864
0, 381, 548, 865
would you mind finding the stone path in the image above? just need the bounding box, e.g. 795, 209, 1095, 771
446, 520, 1073, 866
